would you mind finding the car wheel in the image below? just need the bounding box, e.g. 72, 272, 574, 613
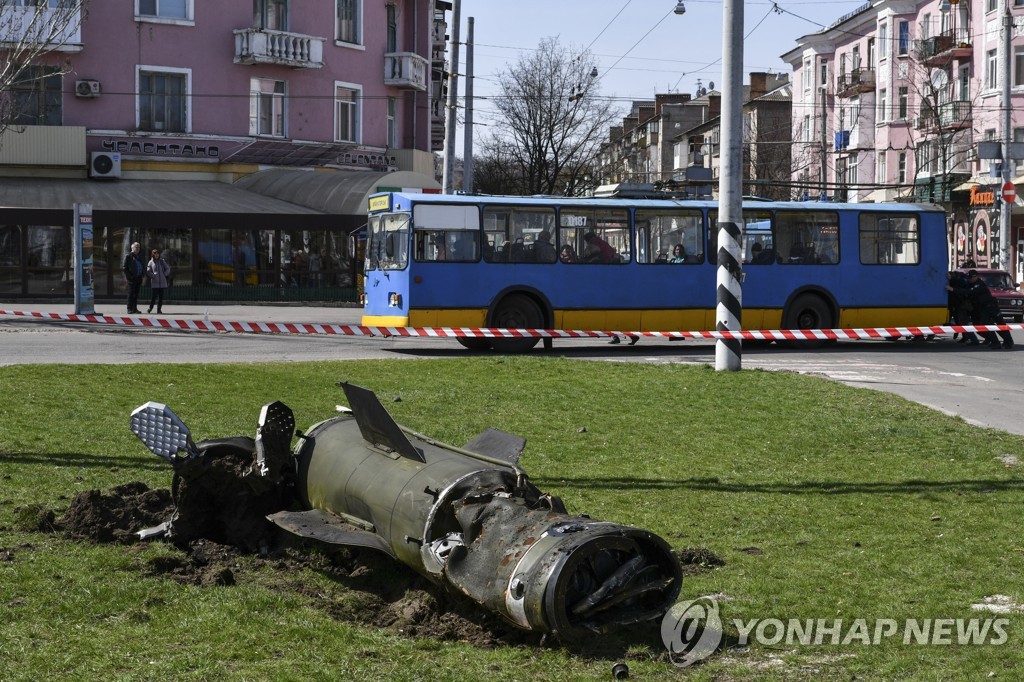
489, 294, 542, 352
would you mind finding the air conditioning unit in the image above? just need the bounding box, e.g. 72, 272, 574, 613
90, 151, 121, 179
75, 80, 101, 98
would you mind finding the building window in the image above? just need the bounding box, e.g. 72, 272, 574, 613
249, 78, 286, 137
867, 38, 876, 69
878, 150, 887, 184
987, 0, 998, 12
387, 97, 397, 148
335, 83, 360, 142
1015, 128, 1024, 175
386, 2, 398, 52
1015, 46, 1024, 87
921, 14, 931, 40
879, 23, 888, 60
7, 66, 61, 125
898, 87, 909, 119
898, 21, 910, 56
897, 151, 907, 184
139, 69, 188, 132
337, 0, 361, 45
878, 88, 888, 122
802, 114, 811, 142
820, 59, 828, 88
137, 0, 190, 20
254, 0, 287, 30
987, 49, 998, 90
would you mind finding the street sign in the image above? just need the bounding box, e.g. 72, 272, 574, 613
1002, 182, 1017, 203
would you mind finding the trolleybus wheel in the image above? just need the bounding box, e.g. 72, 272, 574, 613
782, 294, 833, 348
457, 337, 492, 351
489, 295, 542, 352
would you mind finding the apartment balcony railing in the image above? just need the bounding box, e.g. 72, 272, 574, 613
0, 4, 82, 49
836, 68, 875, 98
234, 28, 324, 69
384, 52, 429, 91
916, 101, 972, 131
918, 29, 972, 66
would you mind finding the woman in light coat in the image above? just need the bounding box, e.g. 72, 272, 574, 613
146, 248, 172, 314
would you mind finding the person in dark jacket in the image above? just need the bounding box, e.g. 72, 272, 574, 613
121, 242, 145, 314
945, 271, 978, 345
948, 270, 1014, 349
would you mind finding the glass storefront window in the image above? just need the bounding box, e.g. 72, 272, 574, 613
26, 225, 72, 296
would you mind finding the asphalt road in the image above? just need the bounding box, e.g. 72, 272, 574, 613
1, 302, 1022, 436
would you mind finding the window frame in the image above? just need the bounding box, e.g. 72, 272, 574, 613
249, 78, 287, 138
336, 0, 363, 47
136, 0, 193, 24
137, 65, 190, 133
8, 65, 61, 126
334, 81, 361, 143
859, 213, 920, 265
634, 209, 704, 265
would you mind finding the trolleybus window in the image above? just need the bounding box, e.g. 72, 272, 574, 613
708, 210, 773, 264
775, 211, 839, 264
366, 212, 409, 271
482, 206, 557, 263
413, 204, 480, 262
859, 213, 920, 264
559, 208, 629, 264
635, 210, 703, 264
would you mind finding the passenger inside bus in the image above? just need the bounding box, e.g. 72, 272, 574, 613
583, 231, 617, 263
750, 242, 775, 264
670, 244, 686, 263
532, 230, 556, 263
560, 245, 577, 263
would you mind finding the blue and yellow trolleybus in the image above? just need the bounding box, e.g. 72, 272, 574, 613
362, 192, 949, 351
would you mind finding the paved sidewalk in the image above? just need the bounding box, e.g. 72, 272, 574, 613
0, 301, 364, 326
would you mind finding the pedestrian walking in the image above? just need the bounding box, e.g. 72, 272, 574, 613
146, 249, 172, 315
121, 242, 145, 314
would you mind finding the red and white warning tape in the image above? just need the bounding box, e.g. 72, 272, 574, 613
1, 309, 1022, 341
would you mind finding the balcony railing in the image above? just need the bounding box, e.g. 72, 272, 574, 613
384, 52, 429, 91
918, 29, 972, 65
917, 101, 972, 131
836, 68, 875, 97
234, 28, 324, 69
0, 4, 82, 48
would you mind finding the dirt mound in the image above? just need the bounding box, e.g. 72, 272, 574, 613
61, 482, 173, 542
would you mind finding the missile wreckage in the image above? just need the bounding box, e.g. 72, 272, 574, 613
129, 383, 682, 642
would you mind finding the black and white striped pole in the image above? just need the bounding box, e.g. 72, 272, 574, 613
715, 0, 744, 371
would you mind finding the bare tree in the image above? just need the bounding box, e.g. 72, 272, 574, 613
476, 37, 618, 196
0, 1, 86, 142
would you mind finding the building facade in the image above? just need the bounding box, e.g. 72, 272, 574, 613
783, 0, 1024, 279
0, 0, 448, 302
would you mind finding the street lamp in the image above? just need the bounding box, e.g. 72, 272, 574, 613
674, 2, 686, 14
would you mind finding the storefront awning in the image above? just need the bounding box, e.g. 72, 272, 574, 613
0, 177, 324, 215
232, 169, 441, 216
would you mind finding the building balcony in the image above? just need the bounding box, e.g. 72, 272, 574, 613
917, 101, 972, 132
233, 28, 324, 69
918, 30, 972, 67
384, 52, 429, 91
432, 18, 447, 46
836, 69, 875, 98
0, 3, 82, 49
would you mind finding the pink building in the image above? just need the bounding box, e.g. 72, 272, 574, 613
0, 0, 447, 302
783, 0, 1024, 279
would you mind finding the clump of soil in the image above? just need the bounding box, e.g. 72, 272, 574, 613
61, 482, 173, 542
12, 503, 58, 533
678, 547, 726, 575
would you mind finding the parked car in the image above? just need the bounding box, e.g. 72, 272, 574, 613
957, 268, 1024, 321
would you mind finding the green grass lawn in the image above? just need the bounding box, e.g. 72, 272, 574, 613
1, 358, 1022, 681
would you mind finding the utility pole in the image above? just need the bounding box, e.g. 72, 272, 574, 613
441, 0, 461, 194
998, 0, 1012, 270
715, 0, 743, 372
462, 17, 474, 194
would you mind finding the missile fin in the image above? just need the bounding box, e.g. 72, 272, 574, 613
463, 428, 527, 464
267, 509, 397, 559
340, 382, 425, 462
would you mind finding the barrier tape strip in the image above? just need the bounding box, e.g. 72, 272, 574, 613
3, 308, 1023, 342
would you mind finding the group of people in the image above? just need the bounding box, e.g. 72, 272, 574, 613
122, 242, 172, 315
946, 269, 1014, 350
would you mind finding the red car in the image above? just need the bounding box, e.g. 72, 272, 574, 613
957, 268, 1024, 321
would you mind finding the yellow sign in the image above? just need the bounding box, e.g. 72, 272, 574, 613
368, 195, 391, 213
